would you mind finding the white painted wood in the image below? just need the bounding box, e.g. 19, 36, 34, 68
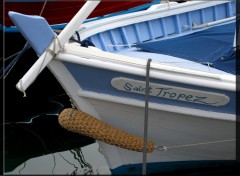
16, 1, 100, 93
77, 90, 235, 121
78, 96, 235, 170
78, 1, 232, 39
54, 49, 235, 91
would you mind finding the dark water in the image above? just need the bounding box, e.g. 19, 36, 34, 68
3, 32, 111, 175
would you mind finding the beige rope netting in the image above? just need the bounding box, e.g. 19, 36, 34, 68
58, 108, 154, 152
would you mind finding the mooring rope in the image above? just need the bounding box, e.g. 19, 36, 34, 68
166, 0, 171, 9
2, 43, 31, 80
39, 0, 48, 16
18, 36, 62, 97
1, 0, 47, 80
40, 36, 60, 67
58, 108, 235, 156
107, 44, 136, 47
154, 139, 236, 151
19, 79, 27, 97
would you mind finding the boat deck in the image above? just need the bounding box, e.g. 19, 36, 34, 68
115, 46, 233, 76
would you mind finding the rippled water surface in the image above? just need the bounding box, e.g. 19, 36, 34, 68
4, 93, 110, 175
3, 34, 110, 174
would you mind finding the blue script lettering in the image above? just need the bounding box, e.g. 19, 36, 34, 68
124, 83, 153, 93
123, 83, 132, 91
193, 96, 217, 105
156, 88, 172, 97
122, 83, 217, 105
155, 87, 212, 105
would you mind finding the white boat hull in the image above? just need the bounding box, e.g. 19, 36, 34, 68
47, 57, 235, 174
10, 0, 236, 174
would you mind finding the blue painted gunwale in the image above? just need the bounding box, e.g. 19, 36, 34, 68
86, 1, 236, 53
62, 62, 235, 115
110, 160, 237, 175
62, 1, 236, 116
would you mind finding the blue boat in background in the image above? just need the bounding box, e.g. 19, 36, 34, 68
2, 0, 161, 33
7, 0, 238, 175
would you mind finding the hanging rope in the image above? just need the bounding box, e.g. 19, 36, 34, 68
142, 58, 152, 175
58, 108, 155, 152
39, 0, 48, 16
154, 139, 236, 151
16, 35, 62, 97
1, 42, 31, 79
2, 1, 47, 81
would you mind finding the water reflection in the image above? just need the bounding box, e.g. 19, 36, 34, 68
5, 143, 110, 175
4, 94, 110, 174
3, 32, 110, 175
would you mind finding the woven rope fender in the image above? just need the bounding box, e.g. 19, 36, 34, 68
58, 108, 154, 152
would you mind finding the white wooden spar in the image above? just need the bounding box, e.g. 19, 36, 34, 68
14, 0, 101, 94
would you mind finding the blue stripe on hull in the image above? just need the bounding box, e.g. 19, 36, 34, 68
63, 62, 235, 115
110, 160, 236, 175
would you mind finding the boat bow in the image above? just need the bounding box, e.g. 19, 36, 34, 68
8, 0, 101, 95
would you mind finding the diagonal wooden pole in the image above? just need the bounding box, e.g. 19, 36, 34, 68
16, 0, 101, 94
